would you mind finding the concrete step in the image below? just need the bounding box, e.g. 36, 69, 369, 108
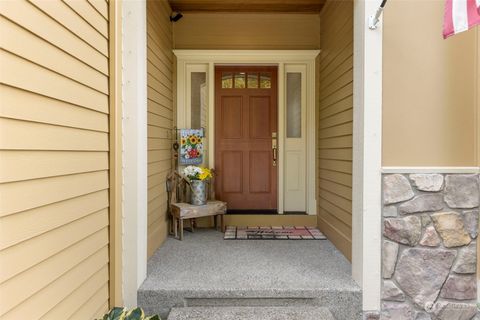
140, 289, 361, 320
166, 306, 336, 320
139, 230, 362, 319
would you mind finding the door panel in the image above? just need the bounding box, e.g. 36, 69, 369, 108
215, 66, 278, 210
249, 96, 271, 139
221, 151, 243, 193
220, 96, 243, 139
249, 151, 271, 193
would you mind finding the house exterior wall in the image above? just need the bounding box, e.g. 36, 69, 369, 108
146, 0, 174, 257
378, 1, 480, 318
317, 0, 354, 260
382, 0, 480, 167
0, 0, 111, 318
173, 12, 320, 50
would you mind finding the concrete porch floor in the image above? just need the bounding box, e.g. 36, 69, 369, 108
138, 229, 362, 319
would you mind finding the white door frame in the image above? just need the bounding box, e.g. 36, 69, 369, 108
174, 50, 319, 215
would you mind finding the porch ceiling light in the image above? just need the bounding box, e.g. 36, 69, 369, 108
170, 11, 183, 22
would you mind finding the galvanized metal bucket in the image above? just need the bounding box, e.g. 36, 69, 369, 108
190, 180, 207, 205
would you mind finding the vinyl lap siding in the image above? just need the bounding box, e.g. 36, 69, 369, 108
147, 0, 174, 257
317, 0, 353, 260
0, 0, 110, 319
173, 13, 320, 50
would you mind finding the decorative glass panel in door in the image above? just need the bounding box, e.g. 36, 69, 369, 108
221, 72, 233, 88
260, 72, 272, 88
234, 72, 246, 88
247, 73, 259, 88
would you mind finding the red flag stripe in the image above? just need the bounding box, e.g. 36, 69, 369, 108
443, 0, 455, 38
467, 0, 480, 27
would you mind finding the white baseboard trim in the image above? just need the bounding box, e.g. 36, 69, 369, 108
382, 167, 480, 174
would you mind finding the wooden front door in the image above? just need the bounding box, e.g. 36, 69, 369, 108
215, 66, 278, 210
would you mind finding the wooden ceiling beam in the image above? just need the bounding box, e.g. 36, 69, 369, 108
168, 0, 327, 13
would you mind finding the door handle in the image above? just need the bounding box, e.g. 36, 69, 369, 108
272, 132, 277, 167
272, 145, 277, 166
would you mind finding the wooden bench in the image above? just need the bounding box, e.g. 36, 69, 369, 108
167, 171, 226, 240
171, 200, 227, 240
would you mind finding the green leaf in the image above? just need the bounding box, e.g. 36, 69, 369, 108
146, 315, 161, 320
113, 307, 127, 320
98, 307, 126, 320
125, 307, 144, 320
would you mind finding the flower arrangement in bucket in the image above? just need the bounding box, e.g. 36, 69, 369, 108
183, 166, 213, 205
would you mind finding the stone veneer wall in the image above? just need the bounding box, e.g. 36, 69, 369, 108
381, 173, 479, 320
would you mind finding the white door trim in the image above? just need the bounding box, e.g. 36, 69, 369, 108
174, 50, 319, 215
352, 0, 383, 312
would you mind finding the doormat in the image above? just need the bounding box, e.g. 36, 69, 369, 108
224, 226, 327, 240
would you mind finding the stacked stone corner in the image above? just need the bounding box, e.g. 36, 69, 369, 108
381, 173, 479, 320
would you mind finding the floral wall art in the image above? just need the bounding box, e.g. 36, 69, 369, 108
179, 128, 204, 166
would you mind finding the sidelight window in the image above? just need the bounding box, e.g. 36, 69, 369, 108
190, 72, 207, 128
286, 73, 302, 138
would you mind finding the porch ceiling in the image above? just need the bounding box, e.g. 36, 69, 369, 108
168, 0, 327, 13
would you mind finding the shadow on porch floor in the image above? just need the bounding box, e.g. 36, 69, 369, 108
138, 229, 362, 319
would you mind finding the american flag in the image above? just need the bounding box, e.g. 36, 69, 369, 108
443, 0, 480, 38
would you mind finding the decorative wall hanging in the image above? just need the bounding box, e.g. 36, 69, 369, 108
179, 128, 204, 165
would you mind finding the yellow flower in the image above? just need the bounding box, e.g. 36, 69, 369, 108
199, 168, 212, 180
181, 138, 186, 145
189, 135, 197, 144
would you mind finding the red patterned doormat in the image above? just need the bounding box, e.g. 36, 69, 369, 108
224, 226, 327, 240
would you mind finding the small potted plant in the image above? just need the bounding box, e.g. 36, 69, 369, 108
98, 307, 160, 320
183, 166, 212, 205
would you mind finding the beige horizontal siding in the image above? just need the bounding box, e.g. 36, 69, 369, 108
0, 85, 108, 132
147, 0, 174, 257
0, 0, 110, 318
173, 12, 320, 49
317, 0, 353, 260
0, 0, 108, 74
